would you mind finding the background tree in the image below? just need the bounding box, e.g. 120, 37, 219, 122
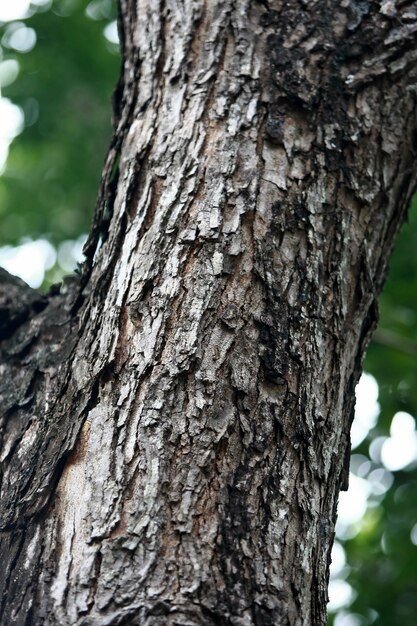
1, 1, 417, 625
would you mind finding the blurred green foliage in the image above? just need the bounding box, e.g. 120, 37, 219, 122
336, 206, 417, 626
1, 2, 417, 625
368, 205, 417, 424
0, 0, 119, 245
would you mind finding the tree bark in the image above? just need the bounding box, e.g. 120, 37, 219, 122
1, 1, 417, 624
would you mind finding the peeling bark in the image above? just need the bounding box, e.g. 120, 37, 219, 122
1, 1, 417, 625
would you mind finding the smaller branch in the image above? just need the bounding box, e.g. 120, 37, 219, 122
0, 268, 47, 340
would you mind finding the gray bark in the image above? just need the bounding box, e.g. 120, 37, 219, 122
1, 1, 417, 624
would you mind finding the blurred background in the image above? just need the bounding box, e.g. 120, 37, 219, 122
1, 2, 416, 624
0, 0, 118, 284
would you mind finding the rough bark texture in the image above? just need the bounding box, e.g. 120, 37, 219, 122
1, 1, 417, 625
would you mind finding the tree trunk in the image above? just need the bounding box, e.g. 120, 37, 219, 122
1, 1, 417, 624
